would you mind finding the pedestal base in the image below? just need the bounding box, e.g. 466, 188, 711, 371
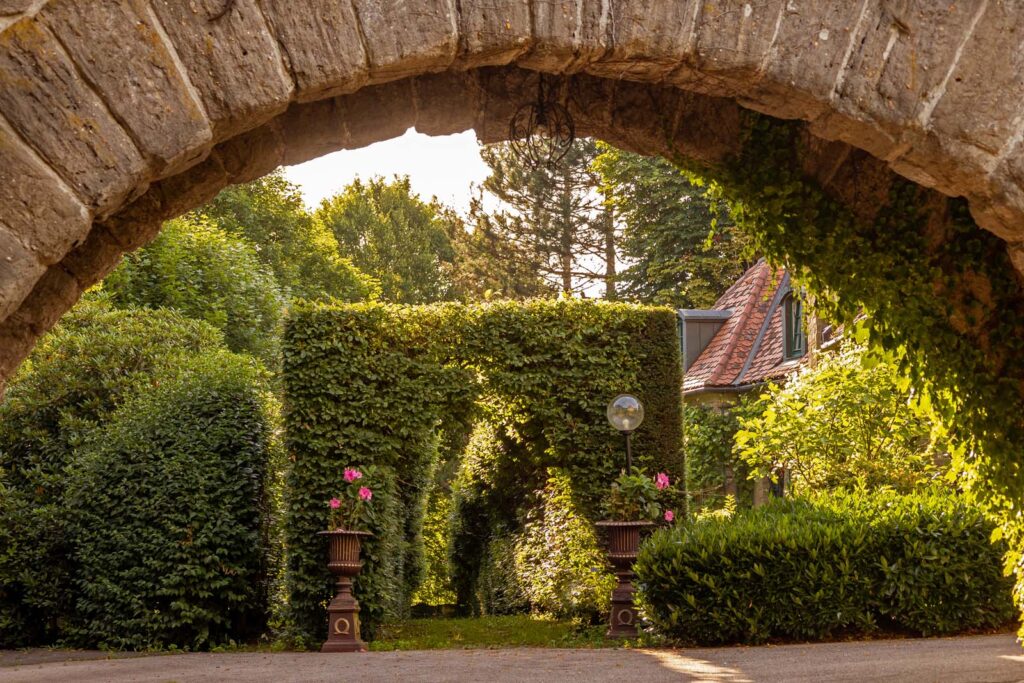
606, 574, 640, 638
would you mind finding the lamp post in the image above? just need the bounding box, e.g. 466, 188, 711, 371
607, 394, 644, 471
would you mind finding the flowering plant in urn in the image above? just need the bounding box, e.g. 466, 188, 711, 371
603, 467, 676, 524
327, 466, 378, 532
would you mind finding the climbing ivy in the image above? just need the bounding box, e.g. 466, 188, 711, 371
675, 112, 1024, 634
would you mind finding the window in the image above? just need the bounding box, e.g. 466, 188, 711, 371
783, 294, 807, 360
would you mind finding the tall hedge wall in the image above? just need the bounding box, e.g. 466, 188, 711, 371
282, 300, 683, 638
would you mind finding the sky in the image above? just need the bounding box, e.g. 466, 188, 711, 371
282, 128, 491, 215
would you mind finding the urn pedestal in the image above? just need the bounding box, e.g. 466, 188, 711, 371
595, 520, 653, 639
319, 529, 372, 653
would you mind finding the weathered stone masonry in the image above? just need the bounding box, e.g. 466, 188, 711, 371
3, 0, 1024, 384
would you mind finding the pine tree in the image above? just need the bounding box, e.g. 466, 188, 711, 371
594, 145, 751, 309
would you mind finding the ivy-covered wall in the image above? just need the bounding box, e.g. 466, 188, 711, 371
677, 112, 1024, 636
281, 300, 683, 638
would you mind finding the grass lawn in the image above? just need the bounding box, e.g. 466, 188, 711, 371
367, 615, 621, 651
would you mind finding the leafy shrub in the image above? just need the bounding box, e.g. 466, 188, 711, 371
282, 300, 683, 637
635, 490, 1013, 645
684, 403, 755, 512
511, 472, 614, 619
67, 353, 273, 649
0, 301, 223, 647
104, 217, 284, 362
735, 341, 947, 494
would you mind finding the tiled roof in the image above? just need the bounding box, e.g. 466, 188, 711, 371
683, 260, 802, 394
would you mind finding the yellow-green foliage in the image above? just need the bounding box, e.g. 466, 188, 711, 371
281, 299, 683, 639
677, 112, 1024, 636
736, 341, 946, 493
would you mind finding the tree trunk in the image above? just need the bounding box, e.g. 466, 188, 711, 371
603, 209, 617, 300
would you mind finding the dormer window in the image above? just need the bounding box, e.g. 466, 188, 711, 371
783, 294, 806, 360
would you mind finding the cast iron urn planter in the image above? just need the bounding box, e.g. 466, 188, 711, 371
595, 520, 653, 638
319, 529, 373, 652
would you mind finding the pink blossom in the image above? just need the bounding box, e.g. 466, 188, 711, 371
664, 510, 675, 523
655, 472, 670, 490
358, 487, 373, 501
344, 468, 363, 482
329, 498, 341, 509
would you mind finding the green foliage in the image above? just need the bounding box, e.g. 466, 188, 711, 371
104, 217, 284, 362
282, 299, 683, 638
674, 113, 1024, 634
0, 301, 273, 650
604, 468, 667, 521
316, 176, 458, 304
0, 300, 223, 646
511, 472, 615, 619
593, 145, 750, 308
68, 352, 273, 650
635, 490, 1014, 645
683, 403, 755, 512
735, 341, 946, 493
196, 170, 379, 303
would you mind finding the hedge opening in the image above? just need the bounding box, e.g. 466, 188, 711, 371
281, 300, 684, 640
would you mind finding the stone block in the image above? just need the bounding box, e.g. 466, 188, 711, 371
587, 0, 697, 82
149, 0, 293, 140
0, 18, 146, 214
212, 120, 285, 184
337, 79, 416, 149
456, 0, 532, 68
5, 265, 81, 335
0, 222, 45, 320
518, 0, 608, 73
40, 0, 213, 176
279, 98, 351, 166
352, 0, 458, 82
0, 124, 89, 264
413, 72, 480, 137
692, 0, 786, 85
60, 224, 126, 289
258, 0, 369, 102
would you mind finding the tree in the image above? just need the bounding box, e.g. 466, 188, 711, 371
195, 171, 378, 303
594, 145, 750, 308
446, 197, 554, 301
103, 217, 284, 362
478, 139, 614, 297
735, 341, 947, 494
316, 176, 459, 304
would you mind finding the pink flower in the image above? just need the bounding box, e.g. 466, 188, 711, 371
664, 510, 675, 523
329, 498, 341, 509
344, 468, 363, 482
358, 487, 373, 501
655, 472, 670, 490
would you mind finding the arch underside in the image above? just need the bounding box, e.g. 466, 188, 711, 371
3, 0, 1024, 383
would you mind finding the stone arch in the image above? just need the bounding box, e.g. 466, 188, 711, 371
3, 0, 1024, 383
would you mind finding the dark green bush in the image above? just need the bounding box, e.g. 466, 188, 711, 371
0, 300, 223, 647
635, 490, 1014, 645
67, 352, 273, 649
282, 299, 683, 638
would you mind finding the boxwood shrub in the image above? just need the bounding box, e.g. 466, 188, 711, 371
282, 299, 683, 639
635, 490, 1014, 645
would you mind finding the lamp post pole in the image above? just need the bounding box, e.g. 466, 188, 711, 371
623, 430, 633, 471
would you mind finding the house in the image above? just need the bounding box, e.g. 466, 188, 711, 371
679, 259, 810, 406
678, 259, 816, 504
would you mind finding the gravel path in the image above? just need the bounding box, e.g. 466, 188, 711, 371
2, 633, 1022, 682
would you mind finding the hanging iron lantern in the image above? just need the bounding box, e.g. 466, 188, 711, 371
508, 76, 575, 168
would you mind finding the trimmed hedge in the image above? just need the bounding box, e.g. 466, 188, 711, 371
68, 353, 273, 649
635, 491, 1014, 645
282, 299, 683, 638
0, 300, 275, 649
0, 300, 223, 647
